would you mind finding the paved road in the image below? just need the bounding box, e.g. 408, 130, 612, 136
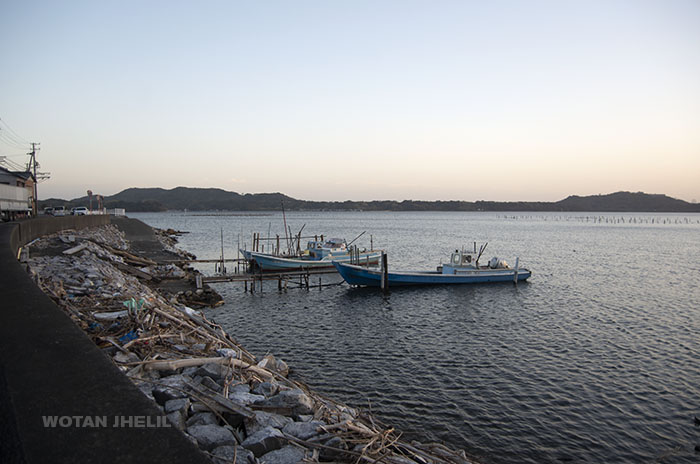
111, 216, 181, 263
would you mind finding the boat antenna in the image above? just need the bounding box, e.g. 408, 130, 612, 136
346, 231, 366, 247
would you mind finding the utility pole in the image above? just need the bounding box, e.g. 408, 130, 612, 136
29, 142, 40, 217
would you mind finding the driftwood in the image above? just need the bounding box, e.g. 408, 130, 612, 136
104, 244, 157, 266
93, 310, 129, 321
187, 381, 255, 419
142, 356, 229, 371
63, 243, 88, 255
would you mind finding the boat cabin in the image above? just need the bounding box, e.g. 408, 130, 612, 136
440, 250, 478, 274
305, 238, 347, 259
439, 245, 511, 274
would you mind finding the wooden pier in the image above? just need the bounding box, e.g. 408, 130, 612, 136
201, 268, 342, 293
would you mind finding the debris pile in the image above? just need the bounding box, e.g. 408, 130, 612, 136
155, 227, 196, 260
24, 224, 475, 464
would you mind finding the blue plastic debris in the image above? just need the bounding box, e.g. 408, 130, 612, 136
88, 322, 103, 332
118, 331, 138, 343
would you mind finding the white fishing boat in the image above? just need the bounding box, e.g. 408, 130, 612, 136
243, 237, 381, 271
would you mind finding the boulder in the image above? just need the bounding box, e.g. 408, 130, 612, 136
187, 412, 218, 427
254, 389, 314, 416
166, 411, 186, 431
187, 424, 237, 451
193, 363, 223, 380
164, 398, 190, 415
229, 383, 266, 405
137, 382, 155, 401
259, 445, 306, 464
229, 389, 266, 406
257, 354, 289, 377
252, 381, 279, 398
320, 436, 348, 461
241, 426, 285, 457
152, 374, 189, 405
245, 411, 293, 436
230, 384, 252, 395
211, 445, 255, 464
282, 420, 325, 440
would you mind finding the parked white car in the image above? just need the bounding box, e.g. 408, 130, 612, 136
71, 207, 89, 215
52, 206, 66, 216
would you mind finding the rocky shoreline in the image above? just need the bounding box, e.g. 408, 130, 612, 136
22, 221, 475, 464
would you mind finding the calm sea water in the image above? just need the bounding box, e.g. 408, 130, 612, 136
131, 211, 700, 464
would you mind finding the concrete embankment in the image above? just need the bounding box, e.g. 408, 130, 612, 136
0, 216, 210, 464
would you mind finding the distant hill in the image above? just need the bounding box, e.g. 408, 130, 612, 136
39, 188, 700, 213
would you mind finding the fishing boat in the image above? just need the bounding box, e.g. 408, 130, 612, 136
243, 237, 382, 271
250, 249, 382, 271
334, 245, 531, 287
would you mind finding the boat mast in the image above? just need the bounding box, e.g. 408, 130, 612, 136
281, 200, 290, 254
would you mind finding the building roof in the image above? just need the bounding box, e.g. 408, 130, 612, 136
0, 165, 34, 181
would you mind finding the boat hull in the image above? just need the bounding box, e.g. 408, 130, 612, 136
334, 262, 531, 287
250, 251, 382, 271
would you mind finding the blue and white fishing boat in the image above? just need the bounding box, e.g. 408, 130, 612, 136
242, 237, 382, 271
334, 246, 531, 287
250, 249, 382, 271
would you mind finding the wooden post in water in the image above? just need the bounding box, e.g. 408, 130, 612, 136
319, 277, 322, 291
380, 251, 388, 293
513, 257, 519, 284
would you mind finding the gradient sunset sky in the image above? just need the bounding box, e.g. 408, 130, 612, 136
1, 0, 698, 202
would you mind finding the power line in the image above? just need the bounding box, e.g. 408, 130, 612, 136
0, 155, 26, 171
0, 152, 28, 158
0, 131, 29, 150
0, 126, 30, 146
0, 117, 31, 144
0, 126, 29, 145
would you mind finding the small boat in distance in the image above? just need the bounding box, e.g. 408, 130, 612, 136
334, 244, 531, 287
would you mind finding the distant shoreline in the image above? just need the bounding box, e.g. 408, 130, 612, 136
40, 189, 700, 213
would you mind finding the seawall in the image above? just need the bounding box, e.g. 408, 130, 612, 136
0, 216, 209, 464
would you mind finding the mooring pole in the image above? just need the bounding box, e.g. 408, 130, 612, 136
513, 257, 519, 284
380, 251, 388, 293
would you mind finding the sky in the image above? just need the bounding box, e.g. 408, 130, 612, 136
1, 0, 699, 202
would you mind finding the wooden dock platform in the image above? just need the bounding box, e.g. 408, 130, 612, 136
201, 268, 343, 292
